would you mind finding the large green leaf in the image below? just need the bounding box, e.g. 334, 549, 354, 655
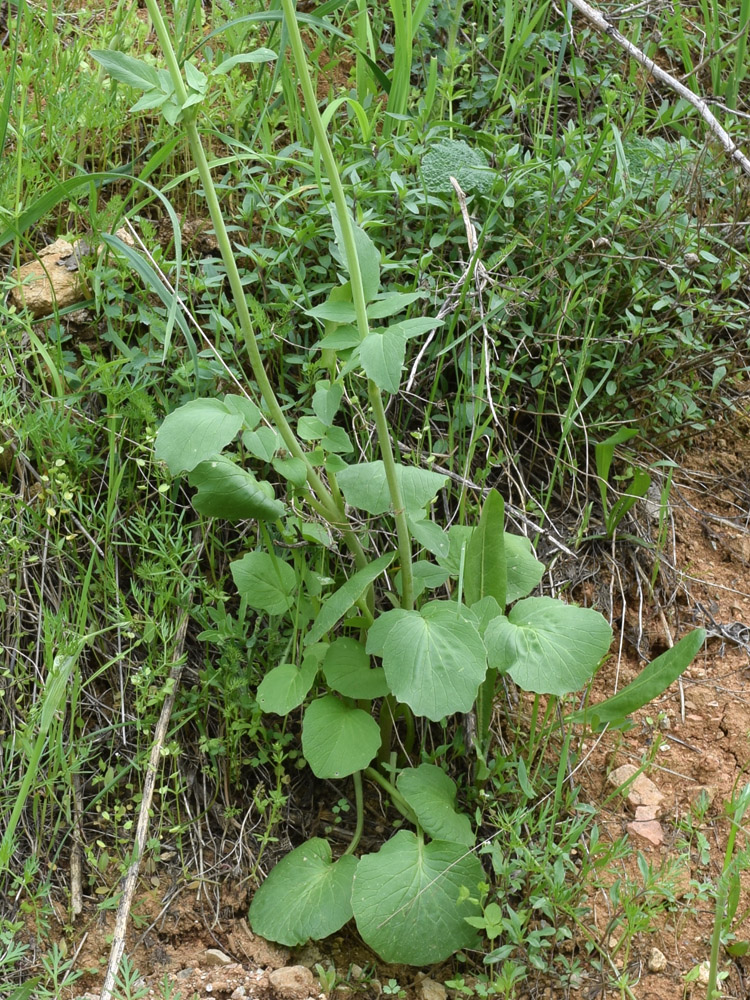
155, 398, 243, 473
188, 455, 284, 521
352, 831, 482, 964
249, 838, 358, 946
90, 50, 161, 91
374, 601, 487, 720
302, 696, 381, 778
312, 380, 344, 426
231, 551, 297, 615
408, 515, 450, 560
504, 533, 545, 603
485, 596, 612, 695
365, 291, 424, 319
257, 657, 319, 715
397, 765, 474, 847
568, 629, 706, 729
359, 329, 407, 393
305, 552, 394, 645
322, 638, 389, 699
464, 490, 506, 609
336, 462, 448, 516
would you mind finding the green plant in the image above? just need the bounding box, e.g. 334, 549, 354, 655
79, 0, 711, 967
593, 428, 652, 540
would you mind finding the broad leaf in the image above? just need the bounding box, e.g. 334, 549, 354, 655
223, 393, 261, 429
302, 696, 381, 778
188, 456, 284, 521
90, 50, 161, 91
397, 765, 474, 847
568, 629, 706, 729
504, 533, 545, 603
272, 456, 307, 487
352, 831, 482, 964
307, 299, 358, 323
257, 657, 319, 715
377, 602, 487, 720
231, 551, 297, 615
464, 490, 506, 609
408, 515, 450, 560
305, 552, 394, 645
336, 462, 448, 516
359, 329, 406, 393
249, 839, 358, 946
485, 596, 612, 695
155, 398, 243, 473
322, 638, 389, 699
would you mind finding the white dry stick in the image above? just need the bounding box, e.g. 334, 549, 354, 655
567, 0, 750, 177
98, 535, 201, 1000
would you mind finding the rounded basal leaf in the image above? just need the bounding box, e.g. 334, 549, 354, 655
249, 838, 358, 947
231, 551, 297, 615
155, 398, 243, 473
397, 765, 474, 847
322, 638, 389, 699
504, 533, 545, 603
352, 831, 482, 965
257, 658, 319, 715
380, 603, 486, 721
302, 696, 380, 778
485, 596, 613, 695
188, 455, 284, 521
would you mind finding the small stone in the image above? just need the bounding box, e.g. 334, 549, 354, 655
349, 965, 364, 981
176, 969, 195, 980
418, 978, 447, 1000
231, 990, 247, 999
697, 961, 711, 985
627, 813, 664, 846
269, 964, 317, 1000
648, 947, 667, 972
202, 949, 233, 967
608, 764, 664, 815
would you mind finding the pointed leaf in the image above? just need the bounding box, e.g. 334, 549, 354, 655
569, 629, 706, 729
312, 381, 344, 426
323, 638, 389, 699
366, 291, 424, 319
485, 596, 612, 695
302, 696, 381, 778
212, 48, 278, 74
242, 426, 279, 462
155, 398, 243, 473
188, 455, 283, 521
231, 551, 297, 615
464, 490, 506, 609
408, 515, 450, 560
380, 602, 487, 720
305, 552, 394, 645
397, 765, 474, 847
331, 207, 381, 303
257, 657, 319, 715
249, 838, 358, 946
352, 831, 482, 964
224, 393, 261, 429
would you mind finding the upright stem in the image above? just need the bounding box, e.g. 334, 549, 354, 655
142, 0, 367, 571
280, 0, 414, 609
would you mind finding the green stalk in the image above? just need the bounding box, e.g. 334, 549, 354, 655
142, 0, 367, 571
343, 770, 364, 856
280, 0, 415, 610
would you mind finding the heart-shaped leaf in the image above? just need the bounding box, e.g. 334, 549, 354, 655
322, 638, 389, 699
374, 601, 487, 720
485, 596, 612, 695
352, 831, 482, 964
231, 551, 297, 615
312, 381, 344, 426
302, 696, 381, 778
249, 838, 358, 946
336, 462, 448, 516
188, 455, 284, 521
155, 398, 243, 473
397, 765, 474, 846
359, 329, 407, 393
504, 533, 545, 603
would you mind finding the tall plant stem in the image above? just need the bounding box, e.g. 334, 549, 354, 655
280, 0, 414, 609
142, 0, 367, 571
